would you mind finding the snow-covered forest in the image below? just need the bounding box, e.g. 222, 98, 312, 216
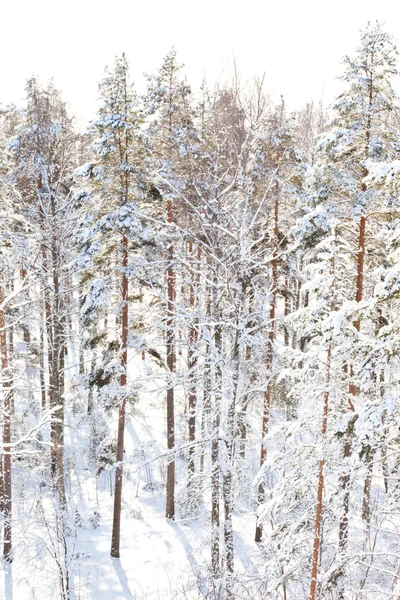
1, 20, 400, 600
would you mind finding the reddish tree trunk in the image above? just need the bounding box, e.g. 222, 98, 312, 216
309, 344, 331, 600
111, 234, 129, 557
255, 189, 278, 543
339, 211, 366, 555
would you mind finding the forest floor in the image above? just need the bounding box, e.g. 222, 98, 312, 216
0, 374, 264, 600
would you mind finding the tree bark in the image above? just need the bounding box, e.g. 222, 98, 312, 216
223, 315, 242, 596
200, 288, 212, 479
255, 187, 279, 543
50, 218, 67, 511
0, 286, 13, 562
39, 308, 47, 410
309, 344, 331, 600
339, 70, 372, 556
211, 319, 221, 578
187, 240, 198, 479
42, 246, 56, 473
339, 212, 365, 556
111, 233, 129, 557
166, 198, 176, 520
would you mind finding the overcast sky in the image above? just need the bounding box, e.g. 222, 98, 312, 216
1, 0, 399, 125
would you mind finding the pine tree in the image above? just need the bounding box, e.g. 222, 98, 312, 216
318, 21, 400, 564
145, 47, 193, 521
75, 54, 151, 558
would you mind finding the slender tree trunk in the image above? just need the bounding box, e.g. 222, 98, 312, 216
223, 315, 242, 596
87, 354, 96, 416
166, 199, 176, 520
111, 233, 129, 557
42, 246, 56, 472
381, 405, 389, 494
339, 74, 372, 556
210, 261, 223, 578
211, 319, 221, 578
200, 343, 211, 478
284, 274, 290, 347
362, 447, 373, 536
6, 278, 14, 416
51, 234, 67, 510
0, 286, 13, 562
187, 240, 198, 480
0, 455, 4, 514
187, 243, 201, 482
79, 289, 85, 376
309, 253, 336, 599
255, 187, 279, 543
339, 212, 365, 555
309, 344, 331, 600
39, 309, 47, 410
200, 291, 211, 478
238, 345, 251, 461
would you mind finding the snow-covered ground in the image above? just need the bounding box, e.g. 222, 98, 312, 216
0, 353, 264, 600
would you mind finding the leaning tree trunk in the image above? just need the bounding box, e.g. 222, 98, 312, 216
0, 285, 13, 562
111, 233, 129, 558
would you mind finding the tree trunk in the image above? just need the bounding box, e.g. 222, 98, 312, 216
223, 319, 242, 596
50, 223, 67, 511
211, 320, 221, 578
309, 344, 331, 600
0, 454, 4, 514
237, 345, 251, 461
339, 212, 365, 555
381, 405, 389, 494
87, 354, 96, 416
111, 233, 129, 557
39, 309, 47, 410
79, 288, 85, 377
187, 240, 198, 480
0, 286, 13, 562
200, 292, 211, 478
362, 446, 373, 537
284, 274, 290, 347
339, 71, 372, 557
255, 187, 279, 543
166, 198, 176, 520
42, 246, 56, 472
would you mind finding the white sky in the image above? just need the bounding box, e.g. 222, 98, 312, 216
1, 0, 400, 126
